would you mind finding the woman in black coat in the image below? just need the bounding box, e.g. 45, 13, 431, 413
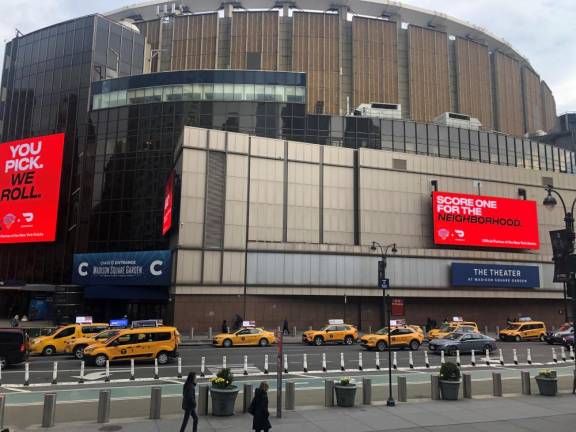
180, 372, 198, 432
250, 382, 272, 432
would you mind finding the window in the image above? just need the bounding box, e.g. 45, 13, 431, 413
0, 332, 23, 344
54, 327, 75, 339
151, 332, 171, 341
112, 334, 133, 346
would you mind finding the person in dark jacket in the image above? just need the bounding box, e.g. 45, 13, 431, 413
179, 372, 198, 432
250, 382, 271, 432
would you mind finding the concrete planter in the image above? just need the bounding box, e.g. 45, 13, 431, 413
210, 386, 239, 416
334, 384, 357, 407
535, 377, 558, 396
439, 380, 461, 400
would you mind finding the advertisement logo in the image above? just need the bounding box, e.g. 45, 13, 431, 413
0, 133, 65, 243
432, 191, 540, 250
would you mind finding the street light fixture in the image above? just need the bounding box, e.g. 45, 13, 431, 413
541, 185, 576, 394
370, 241, 398, 407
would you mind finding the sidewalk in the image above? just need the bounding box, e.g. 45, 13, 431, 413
20, 394, 576, 432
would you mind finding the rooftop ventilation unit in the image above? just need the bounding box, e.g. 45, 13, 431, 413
353, 102, 402, 119
433, 112, 482, 130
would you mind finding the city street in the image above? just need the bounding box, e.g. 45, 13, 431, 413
0, 340, 572, 387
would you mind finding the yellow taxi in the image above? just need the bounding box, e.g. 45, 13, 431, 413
64, 329, 122, 359
499, 319, 547, 342
428, 319, 478, 340
302, 320, 358, 346
213, 327, 276, 348
29, 323, 109, 356
83, 326, 180, 367
361, 323, 424, 351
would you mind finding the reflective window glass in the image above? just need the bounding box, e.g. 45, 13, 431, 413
438, 126, 449, 157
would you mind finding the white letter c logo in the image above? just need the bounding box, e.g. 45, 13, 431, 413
78, 262, 89, 277
150, 260, 163, 276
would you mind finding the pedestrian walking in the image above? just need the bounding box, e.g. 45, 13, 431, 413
10, 314, 19, 328
249, 382, 271, 432
179, 372, 198, 432
222, 319, 228, 334
235, 314, 243, 330
282, 318, 289, 335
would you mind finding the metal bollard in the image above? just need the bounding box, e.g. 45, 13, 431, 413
0, 394, 5, 430
208, 327, 213, 340
325, 380, 335, 407
42, 393, 57, 428
200, 357, 206, 377
190, 327, 194, 340
24, 362, 30, 386
105, 360, 110, 382
243, 384, 253, 413
521, 370, 531, 395
264, 354, 269, 374
198, 384, 209, 416
431, 375, 440, 400
177, 356, 182, 379
149, 387, 162, 420
285, 382, 295, 410
492, 372, 503, 397
154, 358, 159, 380
397, 376, 407, 402
463, 373, 472, 399
293, 326, 297, 337
130, 358, 135, 381
362, 378, 372, 405
79, 361, 85, 384
97, 390, 111, 423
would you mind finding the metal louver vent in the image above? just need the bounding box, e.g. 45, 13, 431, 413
204, 151, 226, 248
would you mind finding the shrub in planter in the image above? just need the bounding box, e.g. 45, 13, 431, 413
535, 368, 558, 396
439, 362, 461, 401
334, 377, 356, 407
210, 368, 239, 416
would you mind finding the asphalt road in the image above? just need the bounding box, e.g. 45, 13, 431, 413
0, 340, 572, 387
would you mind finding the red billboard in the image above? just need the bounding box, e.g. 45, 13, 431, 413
0, 133, 65, 244
162, 172, 174, 235
432, 191, 539, 250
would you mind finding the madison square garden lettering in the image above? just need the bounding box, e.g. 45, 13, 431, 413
0, 133, 65, 243
432, 192, 540, 250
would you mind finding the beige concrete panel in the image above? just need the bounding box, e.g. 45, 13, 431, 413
323, 146, 354, 167
182, 149, 206, 175
251, 136, 285, 159
222, 252, 245, 284
249, 158, 284, 242
227, 132, 250, 154
183, 127, 208, 149
323, 165, 354, 245
208, 129, 226, 151
178, 222, 204, 248
175, 286, 244, 295
287, 162, 320, 243
202, 251, 221, 284
288, 140, 320, 163
176, 250, 202, 284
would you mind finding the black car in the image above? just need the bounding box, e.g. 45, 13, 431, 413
429, 332, 497, 355
0, 328, 29, 367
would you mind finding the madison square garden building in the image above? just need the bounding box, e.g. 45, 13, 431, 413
0, 0, 573, 330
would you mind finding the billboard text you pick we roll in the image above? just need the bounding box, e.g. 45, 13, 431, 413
432, 191, 540, 250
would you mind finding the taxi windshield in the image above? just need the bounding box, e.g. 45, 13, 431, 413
444, 333, 463, 341
376, 328, 389, 335
506, 324, 522, 330
439, 324, 454, 332
44, 327, 61, 336
320, 326, 330, 332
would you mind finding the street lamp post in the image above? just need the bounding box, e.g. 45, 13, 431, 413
542, 186, 576, 393
370, 241, 398, 407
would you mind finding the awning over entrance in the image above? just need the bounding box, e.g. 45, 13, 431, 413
84, 285, 169, 301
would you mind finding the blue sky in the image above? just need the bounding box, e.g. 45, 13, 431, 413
1, 0, 574, 113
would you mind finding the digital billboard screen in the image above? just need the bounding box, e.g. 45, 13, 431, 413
162, 172, 174, 236
0, 133, 65, 244
432, 191, 539, 250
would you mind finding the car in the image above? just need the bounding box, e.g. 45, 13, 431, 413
83, 326, 180, 367
428, 321, 479, 340
361, 326, 424, 351
544, 323, 573, 345
302, 324, 358, 346
0, 328, 29, 368
213, 327, 276, 348
562, 334, 574, 348
64, 329, 122, 359
429, 332, 496, 355
29, 323, 110, 356
499, 320, 547, 342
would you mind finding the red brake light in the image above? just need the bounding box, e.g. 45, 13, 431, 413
20, 343, 25, 352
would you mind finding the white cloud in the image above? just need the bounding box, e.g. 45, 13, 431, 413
0, 0, 574, 113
